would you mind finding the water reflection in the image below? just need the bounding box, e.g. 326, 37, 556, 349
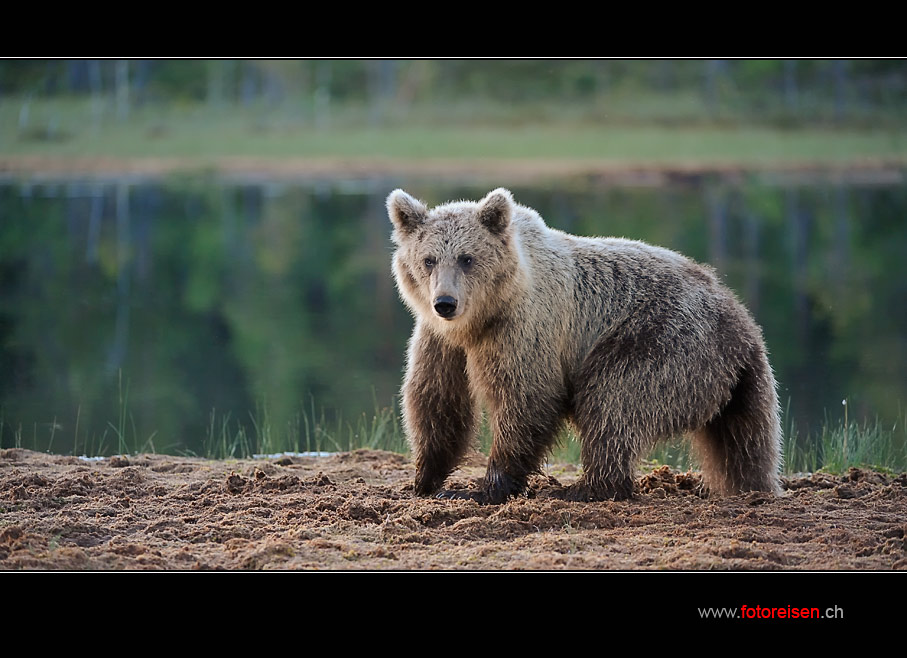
1, 174, 905, 457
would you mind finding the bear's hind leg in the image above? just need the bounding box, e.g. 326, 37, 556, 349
691, 349, 783, 496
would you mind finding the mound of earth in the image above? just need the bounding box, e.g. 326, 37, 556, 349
1, 448, 905, 570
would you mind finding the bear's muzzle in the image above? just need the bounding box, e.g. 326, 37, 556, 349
433, 296, 458, 319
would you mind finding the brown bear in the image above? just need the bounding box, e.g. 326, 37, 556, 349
387, 187, 782, 504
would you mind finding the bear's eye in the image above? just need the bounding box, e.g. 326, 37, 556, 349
424, 257, 436, 270
458, 255, 474, 270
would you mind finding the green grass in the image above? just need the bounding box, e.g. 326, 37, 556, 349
784, 408, 907, 476
3, 391, 904, 476
482, 407, 906, 477
2, 370, 903, 474
550, 399, 907, 476
2, 97, 905, 169
642, 406, 907, 477
197, 395, 407, 460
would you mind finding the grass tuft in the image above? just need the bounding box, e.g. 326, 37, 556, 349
784, 399, 906, 475
198, 395, 407, 460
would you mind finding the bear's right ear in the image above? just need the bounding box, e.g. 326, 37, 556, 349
387, 189, 427, 237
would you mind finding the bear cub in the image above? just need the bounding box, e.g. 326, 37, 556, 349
388, 188, 782, 504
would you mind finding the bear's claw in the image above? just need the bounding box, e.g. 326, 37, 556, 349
436, 489, 485, 502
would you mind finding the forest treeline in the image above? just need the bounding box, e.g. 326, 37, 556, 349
2, 59, 906, 126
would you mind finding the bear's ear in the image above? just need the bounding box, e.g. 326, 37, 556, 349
387, 189, 428, 237
478, 188, 513, 235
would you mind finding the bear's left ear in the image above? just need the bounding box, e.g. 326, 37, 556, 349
387, 189, 428, 237
478, 188, 513, 235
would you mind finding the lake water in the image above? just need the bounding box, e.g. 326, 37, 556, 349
1, 172, 905, 457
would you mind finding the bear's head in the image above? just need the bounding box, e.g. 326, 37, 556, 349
387, 188, 522, 337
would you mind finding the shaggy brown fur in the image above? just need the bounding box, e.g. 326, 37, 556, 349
388, 188, 782, 504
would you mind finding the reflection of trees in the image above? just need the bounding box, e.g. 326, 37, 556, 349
105, 183, 130, 375
200, 183, 409, 447
1, 177, 904, 456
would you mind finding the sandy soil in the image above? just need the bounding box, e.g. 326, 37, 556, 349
1, 447, 905, 571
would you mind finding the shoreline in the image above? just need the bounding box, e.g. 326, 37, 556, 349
2, 155, 906, 186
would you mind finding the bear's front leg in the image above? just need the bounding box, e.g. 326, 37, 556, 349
476, 393, 565, 504
402, 325, 479, 497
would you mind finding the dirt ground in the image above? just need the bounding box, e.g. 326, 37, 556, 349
1, 447, 905, 571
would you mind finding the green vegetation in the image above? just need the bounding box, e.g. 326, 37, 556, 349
4, 59, 907, 128
645, 418, 907, 476
6, 392, 905, 476
2, 59, 906, 168
1, 97, 905, 167
642, 402, 907, 476
198, 396, 407, 460
784, 404, 907, 475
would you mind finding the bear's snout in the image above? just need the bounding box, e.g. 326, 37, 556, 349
433, 296, 458, 319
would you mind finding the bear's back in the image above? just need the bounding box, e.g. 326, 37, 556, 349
510, 213, 738, 361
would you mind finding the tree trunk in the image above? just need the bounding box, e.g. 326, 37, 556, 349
783, 59, 799, 114
115, 60, 130, 121
314, 61, 332, 130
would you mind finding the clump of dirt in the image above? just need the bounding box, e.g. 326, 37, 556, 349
1, 448, 905, 570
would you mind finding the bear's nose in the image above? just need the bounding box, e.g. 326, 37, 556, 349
433, 296, 458, 318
